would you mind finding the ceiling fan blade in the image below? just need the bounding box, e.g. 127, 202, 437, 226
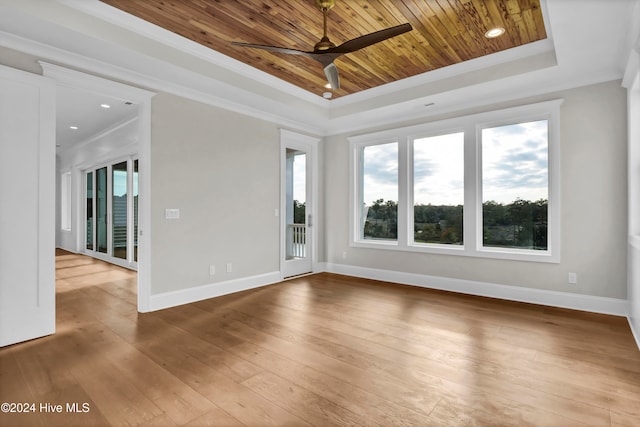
329, 23, 412, 54
231, 41, 311, 57
324, 62, 340, 90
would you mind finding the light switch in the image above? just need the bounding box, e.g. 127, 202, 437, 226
165, 208, 180, 219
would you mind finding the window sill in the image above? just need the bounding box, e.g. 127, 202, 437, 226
351, 240, 559, 263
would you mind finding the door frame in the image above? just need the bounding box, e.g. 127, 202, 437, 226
280, 129, 320, 279
40, 62, 155, 312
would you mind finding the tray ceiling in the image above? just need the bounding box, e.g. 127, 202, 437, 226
99, 0, 547, 99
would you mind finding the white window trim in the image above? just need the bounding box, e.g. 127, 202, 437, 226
350, 137, 400, 247
349, 99, 563, 263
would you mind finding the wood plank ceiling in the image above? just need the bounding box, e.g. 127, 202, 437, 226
100, 0, 547, 99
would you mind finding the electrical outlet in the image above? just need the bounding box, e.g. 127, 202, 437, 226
209, 265, 215, 276
226, 262, 232, 273
568, 272, 577, 284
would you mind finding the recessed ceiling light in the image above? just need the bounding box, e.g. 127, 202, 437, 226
322, 91, 333, 99
69, 126, 79, 130
485, 27, 505, 38
324, 83, 332, 89
100, 103, 111, 109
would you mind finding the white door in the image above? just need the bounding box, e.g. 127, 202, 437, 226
281, 131, 318, 278
0, 65, 56, 347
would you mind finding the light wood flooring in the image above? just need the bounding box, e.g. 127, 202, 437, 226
1, 251, 639, 426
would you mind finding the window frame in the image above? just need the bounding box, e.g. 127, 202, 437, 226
408, 129, 466, 251
349, 99, 562, 263
351, 137, 401, 248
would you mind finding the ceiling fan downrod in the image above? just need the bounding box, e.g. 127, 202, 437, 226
314, 0, 336, 51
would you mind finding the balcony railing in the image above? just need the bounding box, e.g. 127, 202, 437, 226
287, 223, 306, 259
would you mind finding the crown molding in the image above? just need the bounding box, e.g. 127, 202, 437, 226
0, 0, 633, 137
0, 28, 327, 136
56, 0, 327, 107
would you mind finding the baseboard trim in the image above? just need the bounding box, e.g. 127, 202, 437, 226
322, 263, 629, 317
149, 271, 281, 311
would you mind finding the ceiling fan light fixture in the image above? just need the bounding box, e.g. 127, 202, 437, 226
485, 27, 505, 38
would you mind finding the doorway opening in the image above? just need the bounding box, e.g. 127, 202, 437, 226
280, 130, 320, 279
45, 62, 154, 312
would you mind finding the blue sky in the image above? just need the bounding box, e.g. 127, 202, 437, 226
361, 119, 548, 207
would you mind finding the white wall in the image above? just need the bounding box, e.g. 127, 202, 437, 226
626, 53, 640, 346
55, 118, 139, 252
150, 93, 281, 295
323, 80, 628, 302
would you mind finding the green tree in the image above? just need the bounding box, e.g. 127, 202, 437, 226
482, 198, 547, 249
364, 199, 397, 239
293, 200, 305, 224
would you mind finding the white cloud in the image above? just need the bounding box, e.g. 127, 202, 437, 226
482, 120, 548, 204
363, 142, 398, 205
414, 132, 464, 206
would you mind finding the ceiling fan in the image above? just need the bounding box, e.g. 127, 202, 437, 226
231, 0, 412, 90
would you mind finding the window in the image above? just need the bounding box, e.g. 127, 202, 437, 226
350, 100, 561, 262
412, 132, 464, 246
60, 171, 71, 231
481, 120, 549, 251
360, 142, 398, 241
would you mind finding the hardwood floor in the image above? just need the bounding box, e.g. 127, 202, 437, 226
1, 252, 639, 426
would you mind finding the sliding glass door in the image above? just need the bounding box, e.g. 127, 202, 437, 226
84, 158, 139, 268
86, 171, 93, 251
112, 161, 127, 260
96, 167, 108, 254
133, 159, 139, 263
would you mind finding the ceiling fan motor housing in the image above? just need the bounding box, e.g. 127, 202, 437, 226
314, 36, 336, 51
315, 0, 335, 12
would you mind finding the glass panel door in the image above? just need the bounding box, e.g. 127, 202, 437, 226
86, 171, 94, 250
96, 167, 108, 254
286, 149, 307, 260
112, 161, 128, 260
133, 159, 139, 262
282, 138, 313, 279
84, 159, 139, 267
